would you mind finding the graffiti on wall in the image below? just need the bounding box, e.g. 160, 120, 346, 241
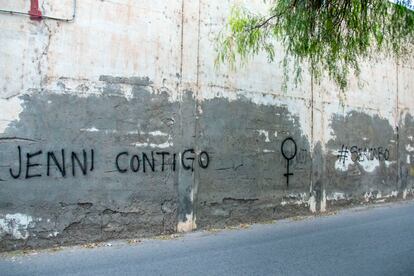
9, 146, 95, 179
3, 146, 210, 180
1, 137, 310, 186
281, 137, 297, 188
337, 145, 390, 165
115, 149, 209, 173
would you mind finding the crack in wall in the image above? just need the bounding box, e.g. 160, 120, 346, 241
222, 198, 259, 204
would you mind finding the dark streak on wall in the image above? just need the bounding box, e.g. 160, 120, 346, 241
398, 114, 414, 198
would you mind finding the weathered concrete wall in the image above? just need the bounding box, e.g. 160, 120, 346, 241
318, 59, 400, 210
398, 55, 414, 200
0, 0, 412, 251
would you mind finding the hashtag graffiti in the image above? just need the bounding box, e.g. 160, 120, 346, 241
337, 145, 348, 164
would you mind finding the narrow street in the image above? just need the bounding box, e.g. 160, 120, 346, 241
1, 201, 414, 276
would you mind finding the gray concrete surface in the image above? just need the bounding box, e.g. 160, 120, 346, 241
1, 201, 414, 276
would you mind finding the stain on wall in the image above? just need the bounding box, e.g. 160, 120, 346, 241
0, 82, 312, 251
195, 97, 311, 228
0, 82, 185, 250
325, 111, 398, 207
398, 114, 414, 198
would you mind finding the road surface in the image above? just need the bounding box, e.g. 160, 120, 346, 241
1, 201, 414, 275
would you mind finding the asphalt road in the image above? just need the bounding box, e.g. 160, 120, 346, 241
2, 201, 414, 276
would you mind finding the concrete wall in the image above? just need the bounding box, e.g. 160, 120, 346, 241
0, 0, 412, 251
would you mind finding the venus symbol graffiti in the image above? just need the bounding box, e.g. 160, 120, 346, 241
281, 137, 297, 188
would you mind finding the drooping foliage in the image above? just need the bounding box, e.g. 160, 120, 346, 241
216, 0, 414, 90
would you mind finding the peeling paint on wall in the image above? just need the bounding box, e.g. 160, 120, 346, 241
0, 98, 23, 133
0, 213, 34, 240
